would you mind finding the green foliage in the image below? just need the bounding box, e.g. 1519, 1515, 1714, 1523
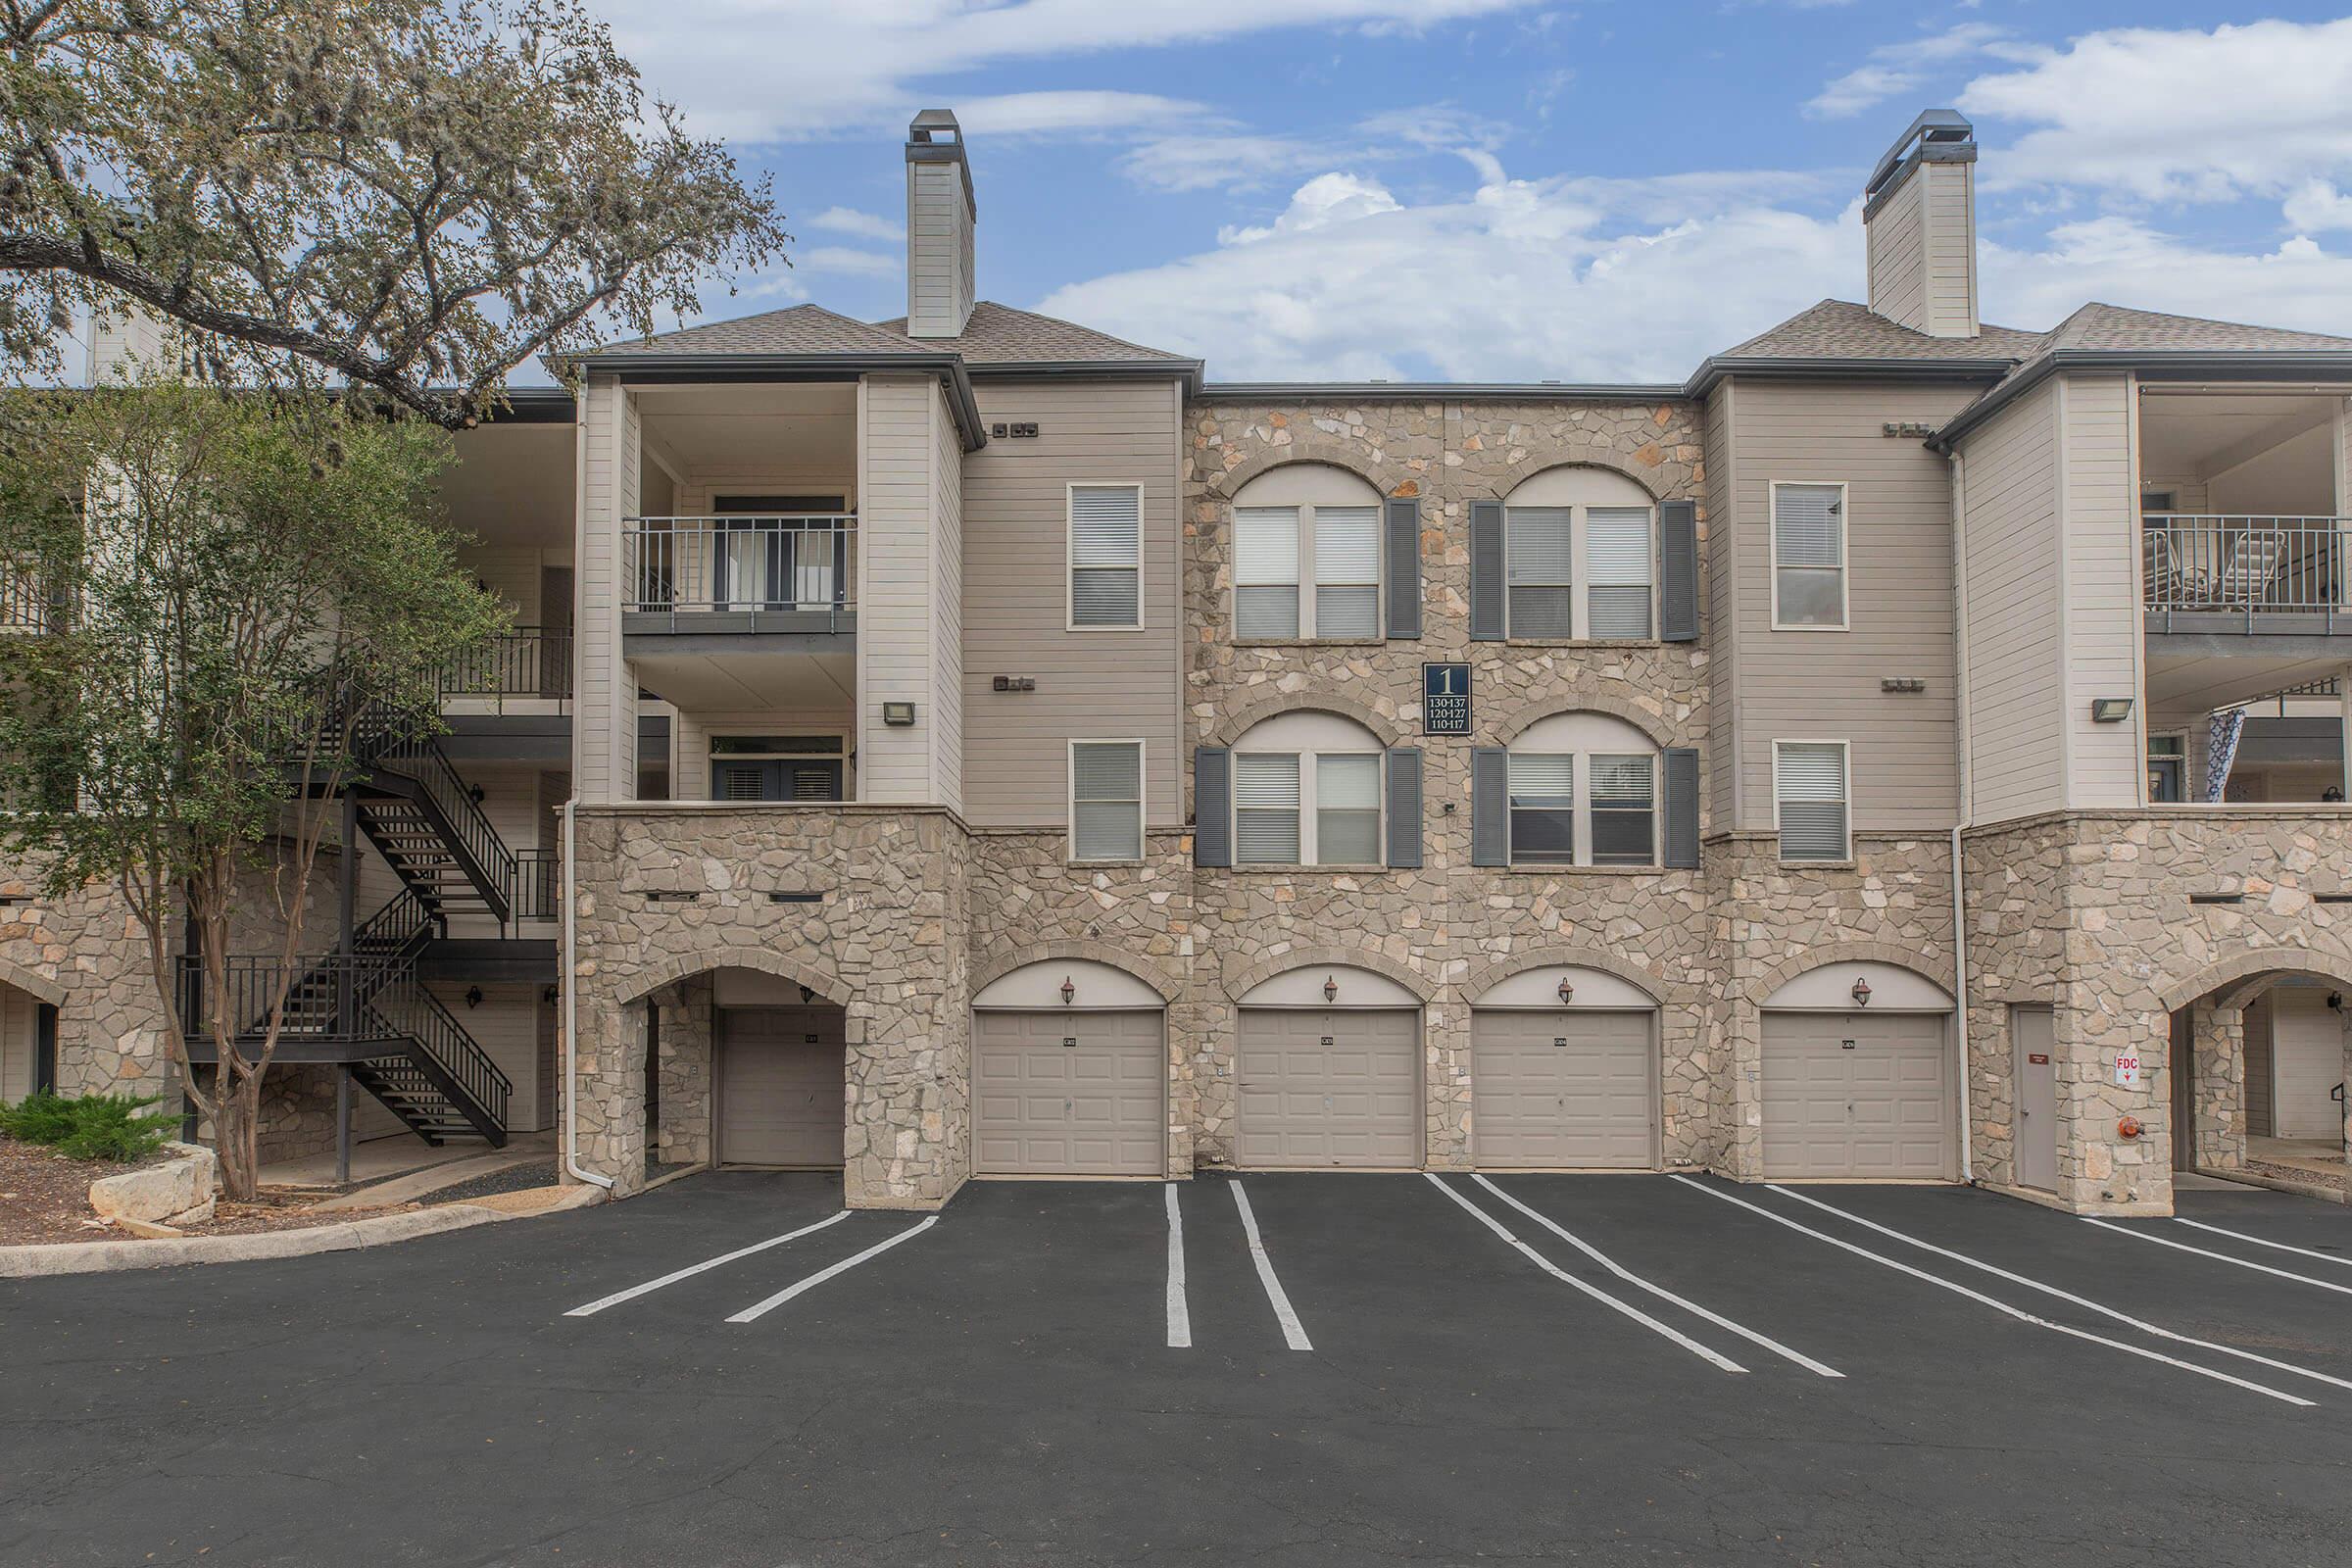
0, 1089, 178, 1162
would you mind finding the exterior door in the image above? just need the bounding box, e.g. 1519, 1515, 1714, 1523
717, 1006, 845, 1167
1236, 1007, 1419, 1167
1761, 1011, 1953, 1179
2014, 1004, 2058, 1192
1472, 1008, 1655, 1168
972, 1009, 1164, 1175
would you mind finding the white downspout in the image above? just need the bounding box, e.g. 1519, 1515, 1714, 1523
1947, 448, 1976, 1184
561, 798, 612, 1192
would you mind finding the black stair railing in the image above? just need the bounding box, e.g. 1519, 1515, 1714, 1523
178, 953, 414, 1047
435, 627, 572, 705
347, 701, 516, 921
510, 850, 562, 922
365, 982, 510, 1140
353, 885, 444, 958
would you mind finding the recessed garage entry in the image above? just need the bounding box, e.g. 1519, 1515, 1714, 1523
1472, 965, 1658, 1168
1761, 962, 1955, 1180
1236, 965, 1421, 1168
973, 960, 1166, 1176
717, 1004, 847, 1168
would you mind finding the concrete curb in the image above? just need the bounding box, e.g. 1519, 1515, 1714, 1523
0, 1185, 605, 1279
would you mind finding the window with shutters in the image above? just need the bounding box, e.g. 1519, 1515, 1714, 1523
1228, 466, 1387, 641
1498, 469, 1658, 640
1585, 509, 1654, 639
1068, 483, 1143, 629
1771, 482, 1847, 630
1228, 710, 1389, 865
1774, 741, 1850, 862
1315, 754, 1383, 863
1503, 711, 1662, 867
1069, 740, 1144, 861
1234, 753, 1301, 864
1505, 508, 1575, 638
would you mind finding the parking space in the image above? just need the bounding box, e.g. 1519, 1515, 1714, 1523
5, 1170, 2351, 1565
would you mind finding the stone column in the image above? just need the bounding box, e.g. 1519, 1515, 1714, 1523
2190, 1003, 2247, 1171
566, 988, 648, 1198
654, 976, 713, 1167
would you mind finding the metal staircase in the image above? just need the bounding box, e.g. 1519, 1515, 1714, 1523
343, 704, 516, 924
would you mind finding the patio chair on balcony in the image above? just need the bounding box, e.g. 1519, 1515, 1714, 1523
2214, 530, 2284, 611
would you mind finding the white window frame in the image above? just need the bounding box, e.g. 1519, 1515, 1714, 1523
1231, 747, 1387, 867
1066, 481, 1145, 633
1503, 747, 1661, 868
1067, 738, 1147, 863
1229, 500, 1384, 642
1768, 480, 1849, 632
1772, 738, 1853, 863
1501, 502, 1658, 642
1586, 751, 1659, 866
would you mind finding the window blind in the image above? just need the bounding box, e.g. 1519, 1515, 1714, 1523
1313, 506, 1381, 639
1775, 742, 1849, 861
1586, 506, 1654, 639
1507, 751, 1576, 865
1589, 754, 1655, 866
1234, 506, 1300, 639
1505, 507, 1574, 637
1315, 753, 1382, 864
1071, 485, 1142, 627
1234, 753, 1301, 863
1773, 484, 1844, 627
1071, 741, 1143, 860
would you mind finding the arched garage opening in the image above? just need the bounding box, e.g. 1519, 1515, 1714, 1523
654, 964, 850, 1172
971, 959, 1167, 1177
1234, 963, 1422, 1169
1760, 960, 1956, 1180
1471, 964, 1660, 1169
2163, 960, 2350, 1197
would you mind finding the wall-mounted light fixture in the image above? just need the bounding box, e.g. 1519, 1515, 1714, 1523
882, 702, 916, 727
465, 986, 483, 1009
1323, 975, 1340, 1003
1556, 977, 1575, 1004
2330, 993, 2343, 1012
2090, 697, 2135, 723
1850, 976, 1873, 1007
1059, 975, 1076, 1005
542, 985, 560, 1006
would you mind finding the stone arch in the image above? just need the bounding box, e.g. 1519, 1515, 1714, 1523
1481, 457, 1673, 505
1210, 691, 1401, 749
969, 942, 1182, 1004
2157, 948, 2352, 1015
1458, 944, 1686, 1006
1200, 442, 1399, 503
0, 955, 64, 1008
1221, 945, 1436, 1004
1491, 690, 1678, 749
614, 946, 852, 1009
1747, 943, 1957, 1007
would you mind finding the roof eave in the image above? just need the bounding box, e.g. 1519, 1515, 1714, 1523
543, 350, 990, 451
962, 358, 1205, 395
1683, 354, 2018, 401
1197, 380, 1686, 402
1930, 349, 2352, 452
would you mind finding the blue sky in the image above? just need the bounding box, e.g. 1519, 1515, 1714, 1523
590, 3, 2352, 382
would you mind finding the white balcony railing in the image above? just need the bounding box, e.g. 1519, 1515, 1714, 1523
2143, 515, 2352, 618
623, 515, 857, 628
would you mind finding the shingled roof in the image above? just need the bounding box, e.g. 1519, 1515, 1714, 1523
869, 301, 1191, 366
585, 304, 925, 360
1715, 300, 2044, 365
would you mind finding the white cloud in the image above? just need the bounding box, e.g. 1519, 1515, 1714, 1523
952, 90, 1215, 137
797, 247, 902, 278
808, 207, 906, 243
1118, 133, 1335, 193
1805, 24, 2041, 121
1981, 218, 2352, 340
597, 0, 1536, 142
2284, 179, 2352, 235
1960, 20, 2352, 200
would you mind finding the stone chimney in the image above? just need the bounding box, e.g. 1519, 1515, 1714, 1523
1863, 110, 1979, 339
905, 109, 975, 339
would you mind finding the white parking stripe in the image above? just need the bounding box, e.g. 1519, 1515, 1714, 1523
1427, 1175, 1747, 1375
1164, 1183, 1193, 1349
2176, 1216, 2352, 1270
725, 1216, 939, 1325
1474, 1176, 1841, 1378
1769, 1186, 2352, 1395
2082, 1217, 2352, 1298
563, 1209, 851, 1318
1229, 1181, 1313, 1351
1670, 1177, 2313, 1407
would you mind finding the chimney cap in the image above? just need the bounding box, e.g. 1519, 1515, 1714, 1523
1865, 109, 1975, 199
909, 108, 962, 143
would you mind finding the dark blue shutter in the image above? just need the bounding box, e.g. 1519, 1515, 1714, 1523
1386, 748, 1423, 868
1662, 747, 1700, 868
1660, 500, 1698, 643
1471, 747, 1508, 866
1470, 500, 1505, 641
1194, 747, 1232, 867
1385, 496, 1422, 639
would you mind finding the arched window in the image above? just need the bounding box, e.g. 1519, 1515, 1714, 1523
1500, 467, 1656, 641
1230, 465, 1384, 641
1506, 711, 1660, 866
1230, 710, 1386, 865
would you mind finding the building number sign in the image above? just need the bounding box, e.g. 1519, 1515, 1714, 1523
1423, 662, 1472, 736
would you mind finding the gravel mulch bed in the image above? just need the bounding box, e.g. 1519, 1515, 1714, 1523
429, 1158, 559, 1204
2247, 1154, 2349, 1200
1, 1136, 416, 1245
645, 1156, 695, 1182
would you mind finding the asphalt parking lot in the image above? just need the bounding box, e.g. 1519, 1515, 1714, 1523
4, 1171, 2349, 1566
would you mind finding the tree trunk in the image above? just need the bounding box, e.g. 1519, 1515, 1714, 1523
214, 1059, 262, 1201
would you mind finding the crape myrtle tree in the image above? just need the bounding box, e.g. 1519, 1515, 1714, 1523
0, 0, 788, 423
0, 384, 502, 1198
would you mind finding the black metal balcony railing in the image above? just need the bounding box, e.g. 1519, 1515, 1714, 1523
436, 627, 572, 706
0, 568, 61, 635
2143, 516, 2352, 617
177, 953, 413, 1045
623, 515, 856, 627
510, 849, 561, 922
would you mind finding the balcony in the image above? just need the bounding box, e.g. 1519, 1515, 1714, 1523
437, 627, 573, 711
622, 515, 857, 636
2142, 516, 2352, 713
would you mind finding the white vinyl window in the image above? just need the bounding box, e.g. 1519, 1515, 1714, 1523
1506, 753, 1577, 865
1774, 741, 1850, 862
1504, 507, 1575, 638
1315, 754, 1383, 863
1588, 754, 1656, 866
1069, 484, 1142, 629
1585, 508, 1655, 639
1503, 502, 1655, 639
1234, 753, 1301, 864
1505, 749, 1657, 867
1772, 482, 1846, 630
1232, 501, 1381, 640
1234, 750, 1385, 865
1069, 740, 1144, 861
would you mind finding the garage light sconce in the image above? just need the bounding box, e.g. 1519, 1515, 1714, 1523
2089, 697, 2134, 723
1556, 977, 1575, 1004
2330, 993, 2343, 1012
1850, 976, 1872, 1007
1059, 975, 1076, 1005
1323, 975, 1340, 1003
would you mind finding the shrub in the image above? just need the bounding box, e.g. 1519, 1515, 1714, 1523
0, 1090, 178, 1161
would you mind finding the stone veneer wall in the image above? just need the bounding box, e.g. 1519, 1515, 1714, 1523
0, 858, 171, 1102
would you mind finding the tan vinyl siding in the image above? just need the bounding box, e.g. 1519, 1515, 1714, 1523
671, 709, 853, 802
427, 984, 547, 1132
906, 159, 973, 338
1723, 379, 1974, 830
1865, 172, 1927, 334
856, 374, 947, 804
1704, 381, 1741, 828
573, 379, 635, 803
0, 984, 33, 1102
2058, 373, 2142, 808
958, 379, 1186, 829
931, 375, 965, 814
1958, 377, 2066, 823
1865, 163, 1977, 338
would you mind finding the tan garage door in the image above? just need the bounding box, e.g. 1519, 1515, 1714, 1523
973, 1009, 1164, 1175
1762, 1011, 1952, 1179
718, 1006, 845, 1167
1473, 1009, 1655, 1168
1237, 1008, 1419, 1168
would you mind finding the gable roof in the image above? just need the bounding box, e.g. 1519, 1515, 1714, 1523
869, 300, 1193, 368
1716, 300, 2044, 365
579, 303, 925, 361
2035, 301, 2352, 356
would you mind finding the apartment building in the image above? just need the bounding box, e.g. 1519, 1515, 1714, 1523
8, 107, 2350, 1217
